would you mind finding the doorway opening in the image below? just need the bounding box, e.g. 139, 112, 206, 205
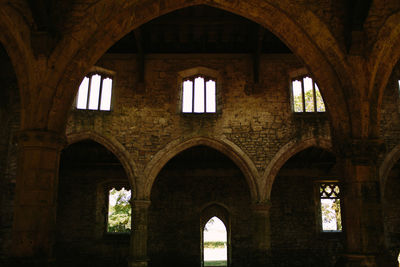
203, 216, 227, 266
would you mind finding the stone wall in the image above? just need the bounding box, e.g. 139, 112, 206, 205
148, 146, 252, 267
0, 45, 19, 259
66, 53, 331, 174
270, 148, 343, 267
56, 141, 130, 266
380, 62, 400, 260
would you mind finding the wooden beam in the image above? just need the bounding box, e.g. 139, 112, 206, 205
148, 17, 252, 26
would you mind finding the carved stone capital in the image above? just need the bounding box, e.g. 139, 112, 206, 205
251, 201, 272, 215
132, 200, 151, 210
17, 130, 66, 150
335, 138, 385, 165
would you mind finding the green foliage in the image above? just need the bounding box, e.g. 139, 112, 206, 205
204, 260, 227, 266
204, 241, 226, 248
107, 188, 131, 233
321, 199, 342, 231
293, 86, 325, 112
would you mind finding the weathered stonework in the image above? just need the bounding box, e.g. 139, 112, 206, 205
2, 1, 400, 266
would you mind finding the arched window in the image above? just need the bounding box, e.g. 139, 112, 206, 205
203, 216, 227, 266
182, 75, 216, 113
291, 76, 325, 113
76, 72, 114, 111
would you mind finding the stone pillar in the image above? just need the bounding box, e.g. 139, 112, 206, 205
129, 200, 151, 267
339, 139, 396, 267
251, 201, 272, 265
11, 130, 65, 263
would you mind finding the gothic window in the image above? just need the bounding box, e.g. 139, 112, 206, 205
291, 76, 325, 113
76, 73, 113, 111
319, 182, 342, 232
182, 76, 216, 113
107, 187, 131, 233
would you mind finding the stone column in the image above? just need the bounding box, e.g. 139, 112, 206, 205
339, 139, 396, 267
11, 130, 65, 263
129, 200, 151, 267
251, 201, 272, 265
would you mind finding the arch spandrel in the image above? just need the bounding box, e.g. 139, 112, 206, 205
66, 131, 138, 199
261, 138, 332, 202
142, 136, 260, 203
46, 0, 350, 139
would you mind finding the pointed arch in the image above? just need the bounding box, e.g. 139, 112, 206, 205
66, 131, 138, 198
0, 4, 34, 119
369, 11, 400, 138
379, 144, 400, 197
46, 0, 350, 139
261, 138, 332, 202
142, 136, 259, 202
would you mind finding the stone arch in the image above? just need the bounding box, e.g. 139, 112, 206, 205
142, 136, 259, 202
369, 11, 400, 138
379, 144, 400, 197
66, 131, 138, 198
0, 5, 34, 117
47, 0, 350, 139
261, 137, 332, 202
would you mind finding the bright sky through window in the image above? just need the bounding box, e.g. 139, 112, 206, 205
107, 187, 131, 233
206, 80, 216, 112
182, 76, 216, 113
203, 216, 227, 266
100, 78, 113, 110
88, 74, 101, 110
76, 73, 113, 111
182, 80, 193, 112
76, 77, 89, 109
320, 183, 342, 232
194, 77, 205, 113
291, 76, 325, 113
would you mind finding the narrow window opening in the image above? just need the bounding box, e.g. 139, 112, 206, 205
107, 187, 131, 233
291, 76, 325, 113
194, 77, 205, 113
76, 77, 89, 109
203, 216, 227, 266
320, 183, 342, 232
182, 75, 216, 113
76, 73, 113, 111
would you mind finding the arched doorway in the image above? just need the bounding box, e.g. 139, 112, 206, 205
148, 145, 251, 267
200, 203, 230, 267
203, 217, 228, 266
270, 146, 343, 266
56, 139, 132, 266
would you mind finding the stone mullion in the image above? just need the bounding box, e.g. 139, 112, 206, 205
11, 130, 65, 262
129, 199, 151, 267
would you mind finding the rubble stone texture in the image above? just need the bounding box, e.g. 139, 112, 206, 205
1, 0, 400, 266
